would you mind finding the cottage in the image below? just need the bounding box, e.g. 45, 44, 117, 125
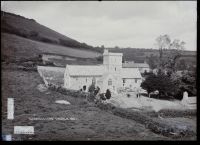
64, 49, 142, 94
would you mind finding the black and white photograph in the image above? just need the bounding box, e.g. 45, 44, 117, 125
1, 1, 197, 141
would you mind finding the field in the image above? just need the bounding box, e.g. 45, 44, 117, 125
2, 66, 174, 141
1, 33, 101, 61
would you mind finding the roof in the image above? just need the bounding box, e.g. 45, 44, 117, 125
122, 68, 142, 79
66, 65, 103, 76
66, 65, 142, 79
122, 62, 149, 68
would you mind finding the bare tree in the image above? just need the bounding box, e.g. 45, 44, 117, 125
155, 35, 185, 74
155, 35, 171, 69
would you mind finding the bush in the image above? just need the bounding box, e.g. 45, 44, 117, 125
96, 102, 195, 138
105, 89, 111, 99
88, 83, 95, 94
127, 94, 131, 98
99, 93, 106, 101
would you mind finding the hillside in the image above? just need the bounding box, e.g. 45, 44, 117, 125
1, 33, 100, 62
1, 11, 196, 69
1, 11, 102, 62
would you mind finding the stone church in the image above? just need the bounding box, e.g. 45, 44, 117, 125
64, 49, 142, 94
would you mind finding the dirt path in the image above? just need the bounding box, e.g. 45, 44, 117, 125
2, 68, 170, 140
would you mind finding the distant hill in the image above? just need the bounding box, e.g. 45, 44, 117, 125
107, 47, 196, 62
1, 11, 196, 69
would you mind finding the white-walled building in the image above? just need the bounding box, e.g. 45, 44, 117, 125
64, 49, 142, 94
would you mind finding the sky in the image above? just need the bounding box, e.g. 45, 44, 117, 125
1, 1, 197, 51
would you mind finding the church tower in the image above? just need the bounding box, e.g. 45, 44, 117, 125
103, 49, 122, 74
102, 49, 123, 93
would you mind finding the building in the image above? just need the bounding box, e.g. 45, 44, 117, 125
64, 49, 142, 94
122, 61, 150, 73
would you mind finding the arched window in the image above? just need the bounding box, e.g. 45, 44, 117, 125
108, 78, 112, 86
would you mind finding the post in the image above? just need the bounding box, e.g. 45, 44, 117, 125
7, 98, 14, 120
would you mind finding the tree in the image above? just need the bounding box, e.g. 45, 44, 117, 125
105, 89, 111, 99
140, 73, 158, 95
83, 85, 86, 91
155, 34, 171, 69
176, 59, 187, 70
147, 54, 159, 69
170, 70, 196, 99
88, 83, 95, 94
155, 35, 185, 74
141, 72, 174, 99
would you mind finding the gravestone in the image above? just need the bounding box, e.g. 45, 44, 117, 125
7, 98, 14, 120
55, 100, 70, 105
181, 91, 189, 105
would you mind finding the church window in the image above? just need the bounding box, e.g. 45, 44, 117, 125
108, 79, 112, 86
115, 67, 116, 71
123, 79, 126, 83
135, 79, 137, 83
86, 78, 87, 83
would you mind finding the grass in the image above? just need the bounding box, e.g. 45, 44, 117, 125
35, 66, 196, 140
2, 65, 171, 140
2, 33, 101, 62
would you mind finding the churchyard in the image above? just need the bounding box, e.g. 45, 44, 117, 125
37, 66, 196, 139
2, 64, 196, 140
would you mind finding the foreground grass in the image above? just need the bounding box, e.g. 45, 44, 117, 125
2, 66, 170, 140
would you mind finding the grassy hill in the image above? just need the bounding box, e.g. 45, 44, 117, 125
1, 11, 102, 62
1, 11, 196, 69
1, 33, 100, 62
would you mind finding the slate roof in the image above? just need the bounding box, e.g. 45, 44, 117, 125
66, 65, 103, 76
122, 62, 149, 68
66, 65, 142, 79
122, 68, 142, 79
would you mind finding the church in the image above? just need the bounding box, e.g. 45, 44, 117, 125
64, 49, 142, 94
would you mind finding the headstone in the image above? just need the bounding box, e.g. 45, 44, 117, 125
55, 100, 70, 105
183, 91, 189, 100
7, 98, 14, 120
181, 91, 189, 105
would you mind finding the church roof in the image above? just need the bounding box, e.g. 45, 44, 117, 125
66, 65, 103, 76
122, 62, 149, 68
66, 65, 142, 79
122, 68, 142, 79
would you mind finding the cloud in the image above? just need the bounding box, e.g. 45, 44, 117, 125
1, 1, 196, 51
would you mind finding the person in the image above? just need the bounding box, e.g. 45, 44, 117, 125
136, 87, 141, 98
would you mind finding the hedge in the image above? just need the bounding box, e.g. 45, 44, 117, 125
95, 102, 196, 138
45, 83, 196, 138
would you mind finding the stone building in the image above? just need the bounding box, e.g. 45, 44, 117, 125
64, 49, 142, 94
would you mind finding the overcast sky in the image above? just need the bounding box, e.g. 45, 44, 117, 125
1, 1, 197, 51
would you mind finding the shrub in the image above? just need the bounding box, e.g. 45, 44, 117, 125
96, 102, 195, 138
88, 83, 95, 94
83, 85, 86, 91
105, 89, 111, 99
99, 93, 106, 100
127, 94, 131, 98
